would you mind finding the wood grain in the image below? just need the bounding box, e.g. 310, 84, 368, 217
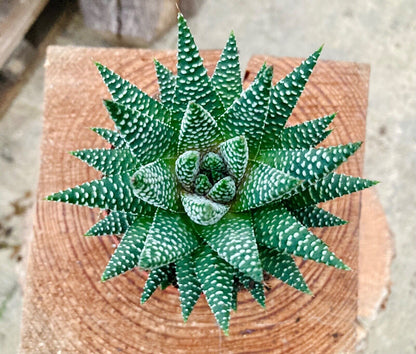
20, 47, 387, 353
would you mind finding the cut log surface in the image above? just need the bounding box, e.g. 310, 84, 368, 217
21, 47, 390, 353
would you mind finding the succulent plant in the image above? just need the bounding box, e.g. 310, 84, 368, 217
46, 14, 377, 334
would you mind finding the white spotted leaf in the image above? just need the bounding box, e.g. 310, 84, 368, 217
253, 205, 349, 269
218, 65, 273, 154
176, 256, 202, 322
261, 47, 322, 149
132, 158, 182, 212
232, 161, 302, 212
177, 102, 221, 154
171, 14, 224, 127
194, 245, 234, 335
101, 216, 153, 280
91, 127, 129, 149
290, 206, 347, 227
139, 208, 199, 269
71, 148, 137, 176
274, 113, 335, 149
95, 62, 171, 124
104, 100, 175, 165
154, 59, 176, 110
259, 246, 311, 294
219, 136, 249, 184
181, 193, 229, 226
46, 173, 155, 215
85, 211, 138, 236
211, 31, 242, 109
200, 213, 263, 282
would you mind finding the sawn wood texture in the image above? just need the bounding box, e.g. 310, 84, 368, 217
21, 47, 390, 353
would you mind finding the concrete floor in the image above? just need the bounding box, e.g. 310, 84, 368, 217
1, 0, 415, 352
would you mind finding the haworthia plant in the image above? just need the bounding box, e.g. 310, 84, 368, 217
46, 13, 378, 335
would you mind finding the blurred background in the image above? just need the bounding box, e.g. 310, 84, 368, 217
0, 0, 415, 353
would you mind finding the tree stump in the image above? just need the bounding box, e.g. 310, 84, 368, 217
20, 47, 392, 353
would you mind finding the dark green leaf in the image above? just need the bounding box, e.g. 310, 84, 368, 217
259, 246, 311, 294
232, 161, 301, 212
91, 128, 128, 149
175, 150, 200, 191
218, 66, 273, 154
132, 158, 182, 212
176, 257, 201, 321
286, 173, 379, 209
194, 245, 234, 335
274, 113, 335, 149
101, 216, 153, 280
154, 59, 176, 110
139, 209, 199, 268
71, 148, 137, 176
261, 46, 323, 149
181, 193, 229, 226
171, 14, 224, 127
141, 265, 170, 303
207, 176, 236, 203
201, 213, 262, 282
253, 205, 349, 269
219, 136, 248, 184
290, 206, 347, 227
96, 62, 170, 124
46, 173, 154, 215
104, 100, 175, 164
85, 211, 137, 236
211, 31, 242, 109
177, 102, 221, 154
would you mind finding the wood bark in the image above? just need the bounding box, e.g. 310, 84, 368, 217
20, 47, 391, 353
78, 0, 198, 45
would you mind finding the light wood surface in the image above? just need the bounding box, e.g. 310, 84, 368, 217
0, 0, 49, 68
21, 47, 390, 353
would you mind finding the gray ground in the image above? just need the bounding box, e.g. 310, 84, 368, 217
1, 1, 415, 352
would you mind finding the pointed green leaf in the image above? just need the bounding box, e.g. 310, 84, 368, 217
91, 128, 128, 149
139, 209, 199, 268
259, 246, 311, 294
218, 66, 273, 153
175, 150, 200, 191
238, 273, 265, 307
154, 59, 176, 110
219, 136, 248, 183
176, 256, 201, 322
181, 193, 229, 226
194, 245, 234, 335
261, 47, 323, 149
46, 173, 154, 215
201, 213, 262, 281
95, 62, 170, 124
232, 161, 302, 212
286, 173, 379, 209
253, 205, 349, 269
131, 158, 182, 212
259, 143, 362, 183
231, 277, 239, 312
177, 102, 221, 154
201, 152, 226, 183
141, 265, 170, 303
160, 264, 176, 290
207, 176, 236, 203
194, 174, 212, 195
104, 100, 175, 164
291, 206, 347, 227
274, 114, 335, 149
211, 31, 242, 109
101, 216, 153, 280
71, 148, 137, 176
172, 14, 224, 127
85, 211, 137, 236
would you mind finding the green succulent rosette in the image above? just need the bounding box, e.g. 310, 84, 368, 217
46, 14, 377, 334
